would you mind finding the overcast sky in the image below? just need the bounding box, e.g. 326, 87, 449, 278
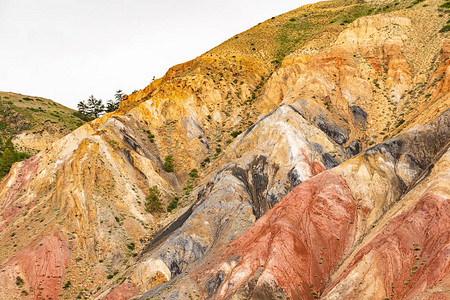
0, 0, 316, 109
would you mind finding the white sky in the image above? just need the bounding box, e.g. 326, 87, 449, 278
0, 0, 316, 109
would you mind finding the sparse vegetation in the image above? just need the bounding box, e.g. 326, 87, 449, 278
147, 130, 155, 143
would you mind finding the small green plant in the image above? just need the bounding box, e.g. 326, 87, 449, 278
231, 130, 242, 138
440, 1, 450, 8
147, 130, 155, 143
200, 157, 210, 168
16, 276, 24, 286
167, 196, 179, 213
107, 270, 119, 280
21, 290, 29, 296
440, 24, 450, 32
188, 169, 199, 179
126, 242, 135, 251
411, 0, 425, 5
145, 186, 163, 213
163, 155, 174, 172
63, 281, 71, 289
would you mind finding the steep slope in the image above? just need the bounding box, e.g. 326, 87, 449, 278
97, 101, 348, 298
144, 109, 448, 300
0, 92, 87, 153
0, 0, 449, 299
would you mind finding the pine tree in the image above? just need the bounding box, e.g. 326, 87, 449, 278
105, 90, 124, 113
145, 186, 164, 213
105, 100, 117, 113
115, 90, 124, 104
86, 95, 104, 118
77, 100, 88, 115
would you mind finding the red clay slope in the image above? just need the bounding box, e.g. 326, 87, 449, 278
325, 192, 449, 299
210, 171, 358, 299
0, 232, 70, 300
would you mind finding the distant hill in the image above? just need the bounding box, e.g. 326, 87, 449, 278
0, 92, 88, 154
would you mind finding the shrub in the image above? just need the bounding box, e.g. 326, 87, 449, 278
231, 130, 242, 138
145, 186, 163, 213
63, 281, 71, 289
163, 155, 174, 172
16, 276, 24, 286
167, 197, 179, 213
147, 130, 155, 143
200, 157, 210, 168
107, 270, 119, 279
440, 24, 450, 32
440, 1, 450, 8
183, 182, 193, 195
188, 169, 198, 179
127, 242, 135, 251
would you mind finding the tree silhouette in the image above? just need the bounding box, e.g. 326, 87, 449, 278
77, 95, 104, 118
77, 100, 88, 115
86, 95, 104, 118
105, 90, 124, 113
